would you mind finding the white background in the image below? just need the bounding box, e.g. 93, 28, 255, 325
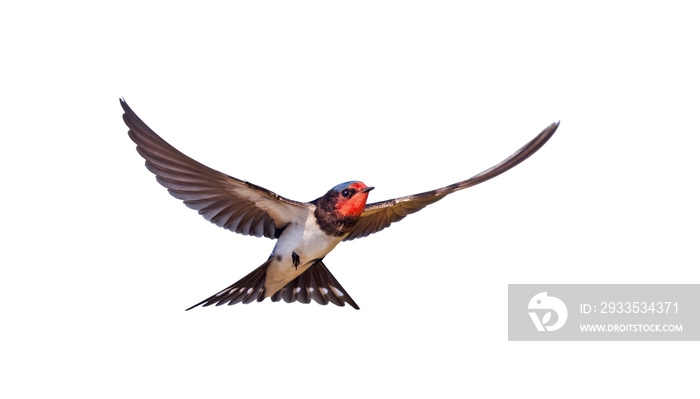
2, 1, 698, 397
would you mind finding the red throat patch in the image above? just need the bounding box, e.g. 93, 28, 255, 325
336, 182, 370, 217
337, 194, 369, 217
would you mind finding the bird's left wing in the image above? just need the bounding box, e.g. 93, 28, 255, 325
121, 99, 313, 239
344, 121, 559, 241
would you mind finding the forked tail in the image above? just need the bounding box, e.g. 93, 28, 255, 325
186, 259, 359, 310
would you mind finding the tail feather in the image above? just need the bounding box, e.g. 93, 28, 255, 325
310, 263, 345, 307
271, 261, 360, 309
306, 270, 329, 306
187, 259, 360, 310
185, 259, 270, 310
242, 273, 267, 304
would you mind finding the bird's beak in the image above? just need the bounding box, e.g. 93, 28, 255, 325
360, 186, 375, 193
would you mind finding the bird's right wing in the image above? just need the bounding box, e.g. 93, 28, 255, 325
344, 121, 559, 241
122, 99, 313, 239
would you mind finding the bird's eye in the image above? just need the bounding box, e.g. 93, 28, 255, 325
341, 189, 351, 198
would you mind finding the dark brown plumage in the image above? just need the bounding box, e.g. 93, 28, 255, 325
344, 121, 559, 241
122, 97, 558, 309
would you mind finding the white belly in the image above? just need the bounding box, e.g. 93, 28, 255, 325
264, 213, 344, 296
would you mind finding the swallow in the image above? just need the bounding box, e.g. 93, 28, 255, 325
121, 99, 559, 310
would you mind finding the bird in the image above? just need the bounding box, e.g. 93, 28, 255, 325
121, 98, 559, 310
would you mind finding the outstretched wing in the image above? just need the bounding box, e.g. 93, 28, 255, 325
121, 99, 313, 239
344, 121, 559, 241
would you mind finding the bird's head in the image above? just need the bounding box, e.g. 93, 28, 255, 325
327, 181, 374, 218
313, 181, 374, 236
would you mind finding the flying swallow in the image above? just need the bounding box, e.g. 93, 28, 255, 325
121, 99, 558, 310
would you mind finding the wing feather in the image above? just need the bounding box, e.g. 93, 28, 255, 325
345, 121, 559, 241
121, 99, 312, 239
